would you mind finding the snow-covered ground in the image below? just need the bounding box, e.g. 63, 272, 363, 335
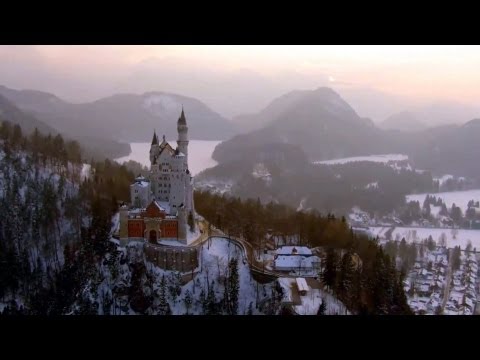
115, 141, 221, 176
348, 206, 372, 225
433, 174, 454, 186
111, 212, 120, 234
406, 189, 480, 212
81, 163, 91, 180
277, 278, 348, 315
369, 226, 480, 250
252, 163, 272, 185
365, 181, 379, 189
143, 237, 275, 315
313, 154, 408, 165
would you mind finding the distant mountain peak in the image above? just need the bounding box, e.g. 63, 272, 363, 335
463, 118, 480, 127
0, 84, 235, 142
313, 86, 339, 95
380, 111, 426, 132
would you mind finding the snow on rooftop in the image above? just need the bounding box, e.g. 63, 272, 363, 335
132, 180, 150, 188
276, 246, 312, 256
296, 278, 309, 293
277, 277, 349, 315
157, 201, 170, 214
274, 255, 320, 269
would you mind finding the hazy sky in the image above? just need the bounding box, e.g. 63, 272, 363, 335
1, 45, 480, 121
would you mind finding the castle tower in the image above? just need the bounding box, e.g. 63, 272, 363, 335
169, 149, 186, 214
150, 129, 159, 165
177, 107, 189, 168
177, 205, 187, 244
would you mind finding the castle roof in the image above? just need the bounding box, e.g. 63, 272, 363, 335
151, 130, 158, 145
159, 134, 168, 148
178, 107, 187, 126
276, 246, 312, 256
158, 142, 174, 157
153, 200, 166, 212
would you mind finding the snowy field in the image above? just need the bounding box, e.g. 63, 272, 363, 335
368, 226, 480, 250
313, 154, 408, 165
406, 189, 480, 211
115, 140, 221, 176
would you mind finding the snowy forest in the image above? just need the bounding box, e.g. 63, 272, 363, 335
0, 121, 281, 315
194, 191, 412, 314
0, 120, 411, 315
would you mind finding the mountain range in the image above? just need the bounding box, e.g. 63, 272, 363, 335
213, 87, 393, 164
0, 92, 130, 160
4, 82, 480, 179
212, 87, 480, 179
0, 85, 236, 142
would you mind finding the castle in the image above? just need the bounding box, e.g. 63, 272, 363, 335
119, 108, 196, 246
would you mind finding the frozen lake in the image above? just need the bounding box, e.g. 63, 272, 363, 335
313, 154, 408, 165
115, 140, 222, 176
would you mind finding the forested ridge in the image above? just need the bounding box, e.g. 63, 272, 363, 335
195, 191, 412, 314
0, 121, 134, 314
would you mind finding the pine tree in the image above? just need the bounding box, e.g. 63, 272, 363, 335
227, 258, 239, 315
322, 248, 339, 290
317, 299, 327, 315
199, 287, 206, 312
158, 275, 171, 315
184, 290, 192, 315
206, 281, 217, 315
339, 251, 355, 302
247, 301, 253, 315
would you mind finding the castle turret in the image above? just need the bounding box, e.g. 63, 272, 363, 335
177, 107, 189, 168
169, 149, 186, 214
177, 204, 187, 244
150, 129, 159, 165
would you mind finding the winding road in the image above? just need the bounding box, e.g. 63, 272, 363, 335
190, 220, 307, 279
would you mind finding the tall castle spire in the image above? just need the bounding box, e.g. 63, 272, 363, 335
177, 107, 189, 168
178, 105, 187, 126
151, 129, 158, 145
